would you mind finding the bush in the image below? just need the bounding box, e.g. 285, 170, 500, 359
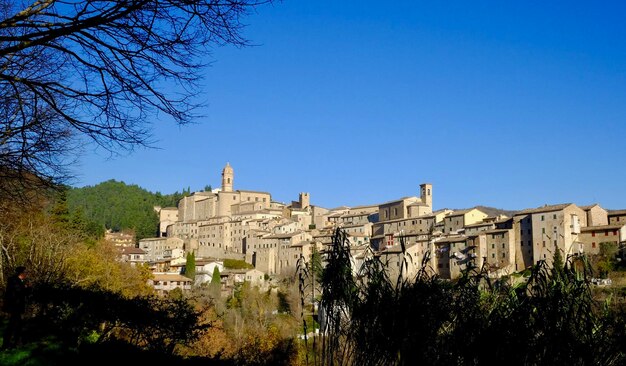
306, 228, 626, 366
223, 259, 254, 270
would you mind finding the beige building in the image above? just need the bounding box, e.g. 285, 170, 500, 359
433, 236, 469, 279
158, 207, 179, 237
139, 237, 184, 262
119, 247, 147, 267
149, 273, 192, 296
513, 203, 586, 268
443, 208, 489, 235
379, 197, 421, 222
481, 228, 516, 275
252, 230, 312, 275
580, 204, 608, 227
378, 239, 433, 284
175, 164, 272, 224
579, 224, 626, 255
608, 210, 626, 225
105, 230, 135, 247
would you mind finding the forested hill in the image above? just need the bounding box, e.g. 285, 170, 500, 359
67, 180, 190, 241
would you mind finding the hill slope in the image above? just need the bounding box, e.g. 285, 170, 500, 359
67, 180, 188, 241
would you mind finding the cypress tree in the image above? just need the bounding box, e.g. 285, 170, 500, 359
185, 252, 196, 280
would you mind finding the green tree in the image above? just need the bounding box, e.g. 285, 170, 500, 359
67, 180, 159, 241
210, 266, 222, 299
186, 252, 196, 281
310, 243, 323, 284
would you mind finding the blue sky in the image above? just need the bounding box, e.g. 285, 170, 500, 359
75, 1, 626, 211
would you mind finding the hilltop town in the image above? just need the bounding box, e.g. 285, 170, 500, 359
121, 163, 626, 294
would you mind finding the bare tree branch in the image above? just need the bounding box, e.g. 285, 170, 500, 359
0, 0, 271, 200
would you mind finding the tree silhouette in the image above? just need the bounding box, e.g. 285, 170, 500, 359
0, 0, 271, 199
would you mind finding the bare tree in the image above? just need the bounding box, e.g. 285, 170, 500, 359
0, 0, 270, 198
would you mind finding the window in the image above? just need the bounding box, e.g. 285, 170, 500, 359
542, 228, 545, 234
553, 240, 557, 245
553, 214, 557, 219
502, 243, 505, 248
492, 243, 495, 249
541, 215, 544, 221
492, 253, 495, 258
592, 232, 596, 237
592, 242, 596, 248
543, 241, 545, 247
605, 231, 609, 236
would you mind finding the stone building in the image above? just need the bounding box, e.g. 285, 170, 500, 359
513, 203, 586, 269
608, 210, 626, 225
579, 224, 626, 255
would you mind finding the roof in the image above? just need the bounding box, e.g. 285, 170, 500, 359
152, 273, 192, 282
407, 202, 429, 207
514, 203, 573, 216
139, 237, 167, 242
341, 212, 376, 218
375, 215, 435, 225
483, 229, 512, 235
379, 245, 404, 254
379, 196, 419, 206
340, 222, 372, 229
608, 209, 626, 216
447, 208, 487, 217
581, 224, 626, 232
264, 231, 302, 239
434, 236, 468, 244
119, 247, 146, 255
236, 190, 271, 195
195, 259, 223, 265
464, 221, 495, 228
579, 204, 601, 210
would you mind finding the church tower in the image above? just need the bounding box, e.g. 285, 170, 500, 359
221, 163, 234, 192
420, 183, 432, 208
299, 192, 310, 209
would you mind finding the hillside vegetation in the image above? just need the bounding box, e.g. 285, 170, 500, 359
67, 180, 191, 241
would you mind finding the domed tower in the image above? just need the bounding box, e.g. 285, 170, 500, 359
221, 163, 234, 192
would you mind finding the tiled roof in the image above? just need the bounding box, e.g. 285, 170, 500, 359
580, 224, 625, 232
514, 203, 573, 216
608, 209, 626, 216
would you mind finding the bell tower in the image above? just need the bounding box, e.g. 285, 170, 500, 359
221, 162, 234, 192
420, 183, 432, 208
